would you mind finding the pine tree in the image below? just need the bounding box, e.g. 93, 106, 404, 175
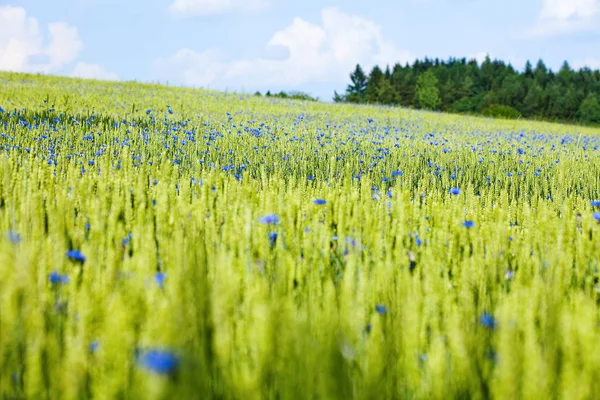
346, 64, 368, 102
365, 66, 384, 103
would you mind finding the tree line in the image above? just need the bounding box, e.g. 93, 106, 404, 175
334, 56, 600, 125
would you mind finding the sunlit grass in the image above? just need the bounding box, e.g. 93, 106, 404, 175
1, 72, 600, 399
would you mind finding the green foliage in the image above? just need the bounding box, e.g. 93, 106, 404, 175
482, 104, 522, 119
336, 56, 600, 125
263, 90, 318, 101
578, 93, 600, 124
1, 72, 600, 399
415, 70, 441, 110
345, 64, 368, 103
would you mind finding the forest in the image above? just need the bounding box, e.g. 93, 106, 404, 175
334, 56, 600, 125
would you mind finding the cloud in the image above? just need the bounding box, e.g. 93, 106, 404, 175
528, 0, 600, 37
0, 6, 83, 73
71, 62, 118, 81
169, 0, 268, 17
573, 58, 600, 70
155, 7, 414, 91
540, 0, 599, 20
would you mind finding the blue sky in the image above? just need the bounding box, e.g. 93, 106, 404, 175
1, 0, 599, 100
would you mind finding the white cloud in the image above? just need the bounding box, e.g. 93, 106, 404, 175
71, 62, 118, 81
169, 0, 268, 17
573, 58, 600, 70
155, 7, 414, 91
0, 5, 83, 73
529, 0, 600, 37
540, 0, 599, 20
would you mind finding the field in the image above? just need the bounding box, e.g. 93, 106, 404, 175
1, 72, 600, 399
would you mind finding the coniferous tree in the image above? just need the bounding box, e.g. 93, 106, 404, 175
365, 66, 385, 103
345, 64, 368, 103
334, 56, 600, 125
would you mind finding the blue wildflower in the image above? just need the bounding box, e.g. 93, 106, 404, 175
259, 214, 280, 224
391, 171, 403, 177
7, 231, 21, 244
591, 200, 600, 207
66, 250, 86, 263
136, 349, 179, 375
480, 312, 496, 329
88, 160, 95, 166
375, 305, 387, 315
313, 199, 327, 205
594, 212, 600, 222
449, 188, 461, 195
463, 221, 475, 228
146, 109, 152, 115
155, 272, 166, 289
268, 232, 277, 248
89, 341, 100, 353
49, 271, 69, 285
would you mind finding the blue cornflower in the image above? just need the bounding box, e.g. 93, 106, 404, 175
259, 214, 280, 224
594, 212, 600, 222
313, 199, 327, 205
136, 349, 179, 375
268, 232, 277, 248
155, 272, 166, 289
391, 171, 403, 177
449, 188, 461, 195
88, 160, 95, 166
89, 341, 100, 353
480, 312, 496, 329
66, 250, 86, 263
375, 305, 387, 315
591, 200, 600, 207
49, 271, 69, 285
463, 221, 475, 228
7, 231, 21, 244
307, 176, 314, 181
0, 106, 4, 113
146, 110, 152, 115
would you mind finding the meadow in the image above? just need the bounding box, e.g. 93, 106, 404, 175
1, 72, 600, 399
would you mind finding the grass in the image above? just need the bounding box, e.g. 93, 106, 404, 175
1, 72, 600, 399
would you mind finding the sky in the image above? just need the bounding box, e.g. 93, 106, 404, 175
1, 0, 599, 101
